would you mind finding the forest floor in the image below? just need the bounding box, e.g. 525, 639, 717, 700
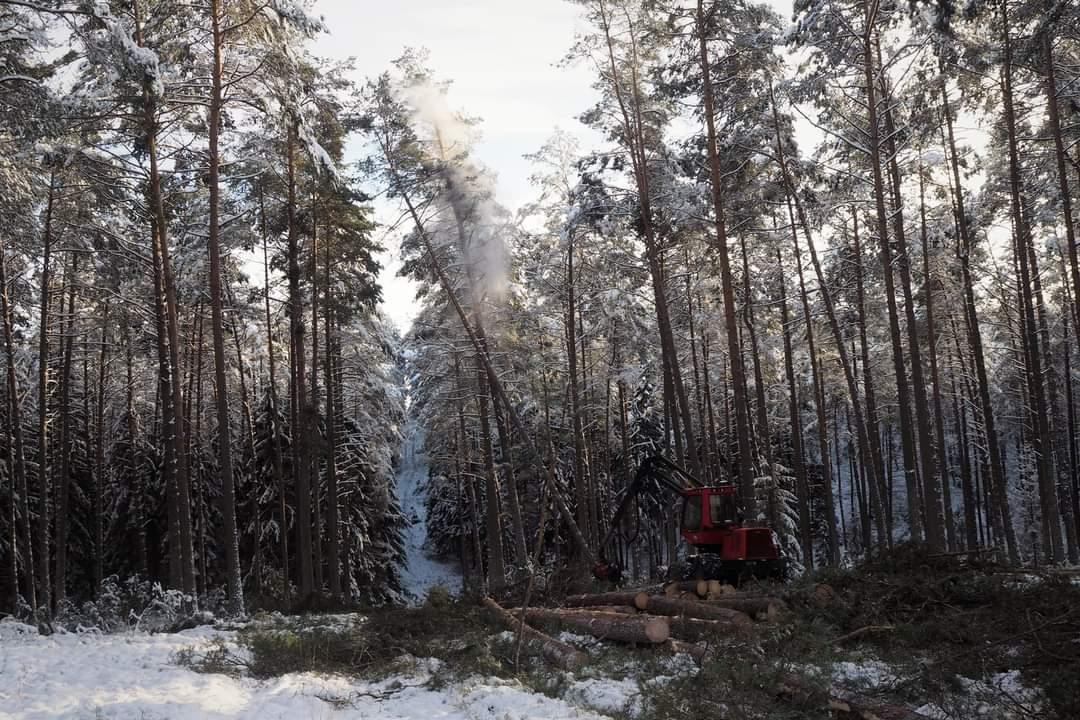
3, 548, 1076, 720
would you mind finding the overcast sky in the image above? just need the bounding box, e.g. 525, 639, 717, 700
312, 1, 795, 332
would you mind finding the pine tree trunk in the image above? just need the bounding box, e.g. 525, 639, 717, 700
950, 362, 979, 551
591, 0, 701, 478
919, 167, 956, 549
134, 4, 196, 600
93, 302, 109, 597
193, 310, 209, 596
150, 222, 180, 592
940, 76, 1018, 563
862, 17, 923, 544
740, 237, 777, 525
323, 227, 341, 599
578, 308, 600, 551
777, 248, 812, 567
686, 277, 711, 481
0, 239, 36, 616
1064, 311, 1080, 553
122, 317, 148, 577
225, 281, 259, 593
309, 195, 325, 594
1026, 220, 1070, 560
566, 229, 592, 556
477, 365, 506, 593
35, 168, 55, 614
876, 50, 945, 551
455, 354, 485, 590
1043, 13, 1080, 364
701, 334, 722, 482
1058, 320, 1080, 563
661, 347, 681, 464
770, 90, 888, 550
833, 402, 847, 553
260, 190, 289, 600
286, 119, 315, 598
791, 210, 839, 565
491, 380, 528, 566
53, 252, 77, 606
850, 210, 891, 546
207, 0, 243, 613
1000, 11, 1063, 562
696, 0, 753, 508
1041, 5, 1080, 562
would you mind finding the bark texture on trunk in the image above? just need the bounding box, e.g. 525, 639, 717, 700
207, 0, 243, 614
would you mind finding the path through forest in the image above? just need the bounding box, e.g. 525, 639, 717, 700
396, 413, 462, 602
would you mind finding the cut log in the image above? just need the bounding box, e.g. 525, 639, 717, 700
586, 604, 639, 615
482, 597, 589, 671
517, 606, 670, 644
704, 595, 789, 620
666, 615, 747, 642
706, 580, 738, 596
633, 593, 754, 626
664, 580, 708, 598
563, 591, 641, 608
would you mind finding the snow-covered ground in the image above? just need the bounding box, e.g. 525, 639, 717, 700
395, 416, 462, 602
0, 618, 614, 720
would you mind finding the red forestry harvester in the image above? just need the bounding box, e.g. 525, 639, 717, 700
593, 455, 786, 585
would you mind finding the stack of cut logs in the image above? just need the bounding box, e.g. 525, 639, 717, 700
483, 582, 935, 719
483, 580, 788, 670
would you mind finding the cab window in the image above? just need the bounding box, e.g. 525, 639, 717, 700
682, 496, 702, 532
710, 493, 737, 525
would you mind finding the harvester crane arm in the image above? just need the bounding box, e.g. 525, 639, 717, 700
598, 455, 700, 562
